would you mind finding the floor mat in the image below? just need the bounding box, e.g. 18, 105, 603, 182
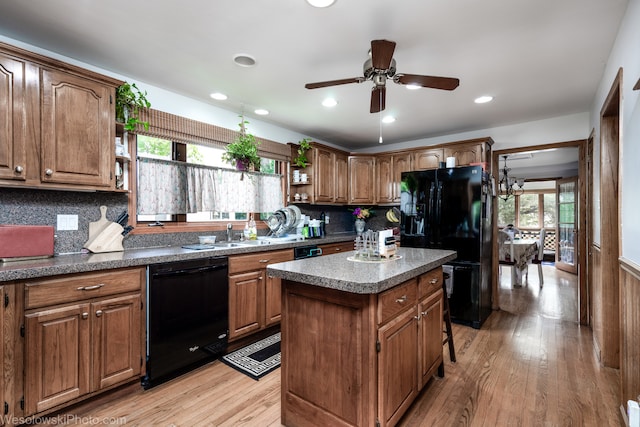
221, 333, 280, 380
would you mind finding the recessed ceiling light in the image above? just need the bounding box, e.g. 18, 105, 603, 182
233, 54, 256, 67
306, 0, 336, 7
322, 98, 338, 107
382, 116, 396, 124
405, 84, 421, 90
474, 95, 494, 104
210, 92, 227, 100
254, 109, 269, 115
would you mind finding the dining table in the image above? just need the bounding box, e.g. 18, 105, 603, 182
505, 238, 538, 287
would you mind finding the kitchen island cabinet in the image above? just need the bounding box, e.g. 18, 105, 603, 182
267, 247, 456, 427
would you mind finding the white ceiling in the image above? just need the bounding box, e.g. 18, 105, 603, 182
500, 147, 580, 181
0, 0, 628, 153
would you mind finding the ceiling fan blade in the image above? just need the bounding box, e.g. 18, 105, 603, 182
370, 86, 386, 113
371, 39, 396, 70
395, 74, 460, 90
305, 77, 364, 89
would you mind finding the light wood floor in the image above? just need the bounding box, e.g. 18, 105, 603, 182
42, 265, 621, 426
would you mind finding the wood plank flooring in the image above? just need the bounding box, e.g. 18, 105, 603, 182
38, 265, 621, 426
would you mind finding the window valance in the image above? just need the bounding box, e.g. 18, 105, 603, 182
134, 109, 291, 162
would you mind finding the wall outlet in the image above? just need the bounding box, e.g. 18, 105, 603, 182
57, 214, 78, 231
325, 214, 330, 224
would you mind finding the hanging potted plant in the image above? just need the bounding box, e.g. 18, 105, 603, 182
222, 118, 261, 171
115, 82, 151, 132
293, 138, 312, 168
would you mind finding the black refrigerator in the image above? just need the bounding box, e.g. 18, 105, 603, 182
400, 165, 493, 328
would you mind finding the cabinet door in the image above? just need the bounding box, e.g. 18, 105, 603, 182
418, 288, 443, 389
314, 147, 335, 203
377, 308, 418, 427
348, 156, 375, 205
0, 286, 3, 425
392, 153, 412, 202
319, 241, 354, 255
334, 151, 349, 204
375, 155, 393, 204
412, 148, 443, 170
0, 53, 27, 181
92, 293, 142, 391
264, 273, 281, 327
444, 143, 482, 166
41, 68, 113, 187
228, 270, 263, 339
25, 303, 91, 415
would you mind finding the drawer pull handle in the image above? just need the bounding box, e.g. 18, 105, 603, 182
421, 310, 428, 316
95, 310, 103, 317
414, 315, 421, 321
82, 312, 89, 320
45, 168, 53, 176
259, 259, 270, 263
77, 284, 104, 291
14, 165, 24, 173
395, 295, 407, 304
430, 278, 439, 284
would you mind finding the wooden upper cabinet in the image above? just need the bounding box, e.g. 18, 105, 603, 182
0, 41, 122, 191
41, 68, 114, 187
348, 155, 375, 205
375, 155, 393, 204
314, 146, 335, 203
412, 148, 444, 170
334, 151, 348, 204
444, 143, 483, 167
0, 52, 27, 181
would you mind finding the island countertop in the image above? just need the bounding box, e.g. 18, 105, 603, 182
267, 247, 456, 294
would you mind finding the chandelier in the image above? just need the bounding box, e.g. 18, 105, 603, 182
498, 155, 525, 201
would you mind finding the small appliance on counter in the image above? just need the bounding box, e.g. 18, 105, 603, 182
0, 225, 55, 262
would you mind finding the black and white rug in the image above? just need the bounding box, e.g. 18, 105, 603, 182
221, 332, 281, 380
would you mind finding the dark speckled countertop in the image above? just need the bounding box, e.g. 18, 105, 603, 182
0, 234, 356, 283
267, 247, 457, 294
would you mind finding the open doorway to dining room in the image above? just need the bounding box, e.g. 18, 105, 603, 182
491, 140, 587, 326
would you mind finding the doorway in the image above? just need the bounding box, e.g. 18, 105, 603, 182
491, 140, 587, 325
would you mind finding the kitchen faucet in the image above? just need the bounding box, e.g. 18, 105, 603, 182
227, 223, 233, 242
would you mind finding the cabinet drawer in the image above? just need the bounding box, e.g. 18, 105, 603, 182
229, 249, 294, 274
25, 267, 144, 309
319, 242, 353, 255
418, 268, 443, 299
377, 278, 417, 325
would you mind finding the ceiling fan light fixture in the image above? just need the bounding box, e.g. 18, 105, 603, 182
474, 95, 493, 104
322, 98, 338, 107
233, 54, 256, 67
209, 92, 227, 100
306, 0, 336, 7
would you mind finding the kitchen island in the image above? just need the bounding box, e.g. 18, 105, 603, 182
267, 247, 456, 427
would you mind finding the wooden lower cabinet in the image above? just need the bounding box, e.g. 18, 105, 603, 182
282, 267, 444, 427
318, 241, 354, 255
228, 249, 293, 341
22, 268, 144, 416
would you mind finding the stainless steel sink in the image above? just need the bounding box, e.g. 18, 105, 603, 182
211, 242, 251, 248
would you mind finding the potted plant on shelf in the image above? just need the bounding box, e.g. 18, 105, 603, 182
293, 138, 312, 168
222, 118, 261, 171
115, 82, 151, 132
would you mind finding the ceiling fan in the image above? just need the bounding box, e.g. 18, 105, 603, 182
305, 39, 460, 113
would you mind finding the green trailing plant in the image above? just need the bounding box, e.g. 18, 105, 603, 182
116, 82, 151, 132
222, 118, 261, 171
293, 138, 312, 168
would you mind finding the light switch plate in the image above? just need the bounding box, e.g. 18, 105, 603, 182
57, 214, 78, 231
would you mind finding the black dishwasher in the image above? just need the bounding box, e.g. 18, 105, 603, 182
143, 256, 229, 389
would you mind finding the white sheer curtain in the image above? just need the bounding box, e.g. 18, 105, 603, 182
214, 169, 283, 213
137, 158, 187, 215
138, 158, 283, 215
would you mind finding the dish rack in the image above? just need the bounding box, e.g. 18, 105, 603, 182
264, 205, 302, 237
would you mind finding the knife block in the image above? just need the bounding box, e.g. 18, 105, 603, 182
84, 221, 124, 253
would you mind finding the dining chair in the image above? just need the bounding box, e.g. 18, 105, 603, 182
498, 230, 517, 286
527, 228, 546, 287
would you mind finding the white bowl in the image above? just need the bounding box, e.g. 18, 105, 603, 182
198, 235, 217, 244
